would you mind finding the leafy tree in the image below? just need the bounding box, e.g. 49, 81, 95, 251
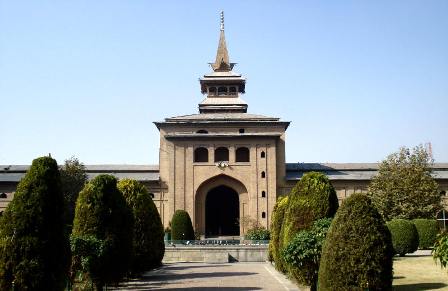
318, 193, 394, 290
71, 175, 133, 290
269, 196, 289, 272
0, 156, 70, 290
282, 218, 332, 291
171, 210, 194, 240
280, 172, 338, 249
387, 219, 419, 256
60, 156, 88, 227
368, 145, 441, 220
117, 179, 165, 273
433, 232, 448, 270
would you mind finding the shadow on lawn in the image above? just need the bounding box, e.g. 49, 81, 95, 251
394, 282, 447, 291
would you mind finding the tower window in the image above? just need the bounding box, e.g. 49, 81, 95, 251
261, 171, 266, 178
229, 86, 237, 94
215, 147, 229, 162
261, 191, 266, 198
194, 147, 209, 162
441, 190, 447, 196
239, 128, 245, 134
149, 193, 155, 199
235, 147, 250, 162
218, 86, 227, 95
261, 151, 266, 158
196, 130, 208, 134
262, 212, 266, 219
209, 87, 217, 96
0, 193, 6, 199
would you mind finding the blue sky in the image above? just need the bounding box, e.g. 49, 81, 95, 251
1, 1, 447, 165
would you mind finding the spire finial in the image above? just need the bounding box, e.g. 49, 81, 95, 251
220, 11, 224, 31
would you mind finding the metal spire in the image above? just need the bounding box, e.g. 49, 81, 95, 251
211, 11, 233, 71
220, 11, 224, 31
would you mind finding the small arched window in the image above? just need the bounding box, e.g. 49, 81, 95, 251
218, 86, 227, 95
239, 128, 245, 134
262, 212, 266, 219
441, 190, 447, 196
261, 171, 266, 178
149, 193, 155, 199
215, 147, 229, 162
261, 191, 266, 198
209, 87, 217, 96
229, 86, 237, 94
0, 193, 7, 199
236, 147, 250, 162
196, 130, 208, 134
261, 151, 266, 158
194, 147, 209, 162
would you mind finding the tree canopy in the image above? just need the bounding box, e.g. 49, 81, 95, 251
368, 145, 441, 220
60, 156, 88, 226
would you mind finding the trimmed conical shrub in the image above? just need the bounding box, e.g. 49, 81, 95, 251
0, 156, 70, 290
171, 210, 194, 240
280, 172, 338, 250
269, 196, 289, 272
318, 193, 394, 290
118, 179, 165, 273
71, 174, 133, 290
387, 219, 419, 256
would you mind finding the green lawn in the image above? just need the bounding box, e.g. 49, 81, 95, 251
393, 256, 448, 290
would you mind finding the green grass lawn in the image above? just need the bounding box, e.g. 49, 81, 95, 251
393, 256, 448, 290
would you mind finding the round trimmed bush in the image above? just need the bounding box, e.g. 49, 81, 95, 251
245, 226, 270, 240
318, 193, 394, 290
118, 179, 165, 273
280, 172, 338, 250
171, 210, 194, 240
413, 219, 439, 249
71, 174, 133, 289
0, 156, 70, 290
269, 196, 289, 272
387, 219, 419, 256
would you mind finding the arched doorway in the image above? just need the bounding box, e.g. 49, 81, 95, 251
205, 185, 240, 236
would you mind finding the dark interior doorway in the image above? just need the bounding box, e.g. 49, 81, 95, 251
205, 185, 240, 236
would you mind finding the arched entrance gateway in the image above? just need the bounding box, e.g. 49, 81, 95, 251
195, 175, 248, 238
205, 185, 239, 236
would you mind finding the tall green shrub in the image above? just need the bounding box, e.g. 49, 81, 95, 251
269, 196, 289, 272
282, 218, 332, 291
117, 179, 165, 273
387, 219, 419, 256
280, 172, 338, 249
413, 219, 439, 249
0, 156, 70, 290
171, 210, 194, 240
318, 193, 394, 290
71, 175, 133, 290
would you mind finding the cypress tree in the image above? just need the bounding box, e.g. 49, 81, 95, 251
318, 193, 393, 290
171, 210, 194, 240
118, 179, 165, 274
0, 156, 70, 290
71, 174, 133, 290
269, 196, 289, 272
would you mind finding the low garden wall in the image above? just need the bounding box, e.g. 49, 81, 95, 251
163, 245, 269, 263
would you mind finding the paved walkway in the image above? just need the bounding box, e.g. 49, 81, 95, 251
114, 262, 300, 290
